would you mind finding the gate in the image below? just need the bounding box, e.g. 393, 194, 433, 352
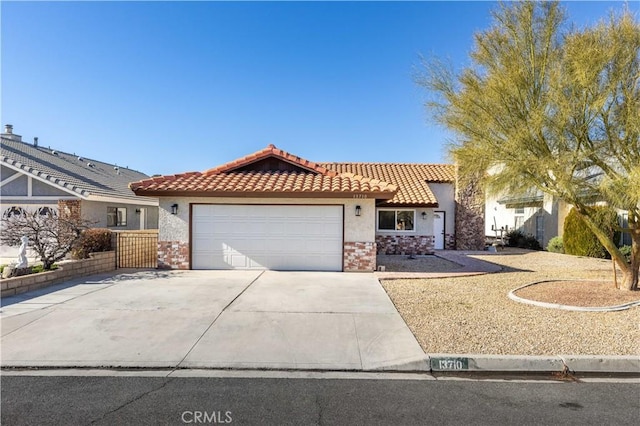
115, 230, 158, 268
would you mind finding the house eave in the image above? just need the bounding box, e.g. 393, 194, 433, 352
132, 189, 396, 200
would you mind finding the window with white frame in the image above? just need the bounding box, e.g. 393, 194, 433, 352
377, 209, 415, 231
107, 207, 127, 227
514, 207, 525, 230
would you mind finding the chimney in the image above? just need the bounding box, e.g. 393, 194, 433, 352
1, 124, 22, 142
34, 137, 39, 147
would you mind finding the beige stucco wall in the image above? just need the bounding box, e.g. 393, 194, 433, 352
81, 200, 159, 230
372, 183, 455, 238
428, 183, 456, 236
158, 197, 376, 243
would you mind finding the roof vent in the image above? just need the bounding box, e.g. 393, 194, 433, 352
87, 162, 95, 168
78, 156, 83, 162
2, 124, 22, 141
33, 137, 38, 147
52, 150, 58, 156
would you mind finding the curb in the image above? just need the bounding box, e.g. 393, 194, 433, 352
382, 354, 640, 375
508, 280, 640, 312
2, 355, 638, 376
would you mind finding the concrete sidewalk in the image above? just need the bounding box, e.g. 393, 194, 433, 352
1, 270, 426, 371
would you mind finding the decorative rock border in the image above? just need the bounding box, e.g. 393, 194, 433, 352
508, 279, 640, 312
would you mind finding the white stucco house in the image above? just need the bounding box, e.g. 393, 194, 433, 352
130, 144, 475, 272
485, 191, 633, 249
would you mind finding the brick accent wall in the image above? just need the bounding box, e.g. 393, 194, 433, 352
58, 199, 81, 220
157, 241, 190, 269
445, 233, 456, 250
454, 165, 485, 250
344, 241, 376, 272
375, 235, 434, 255
1, 251, 115, 298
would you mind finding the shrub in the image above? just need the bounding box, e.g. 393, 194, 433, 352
30, 264, 58, 274
619, 245, 632, 264
563, 206, 620, 259
506, 229, 542, 250
72, 228, 113, 259
547, 236, 564, 253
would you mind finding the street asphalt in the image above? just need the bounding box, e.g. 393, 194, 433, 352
1, 268, 638, 375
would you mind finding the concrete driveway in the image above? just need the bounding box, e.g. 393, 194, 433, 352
1, 270, 426, 371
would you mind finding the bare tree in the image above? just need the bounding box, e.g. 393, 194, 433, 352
1, 208, 93, 270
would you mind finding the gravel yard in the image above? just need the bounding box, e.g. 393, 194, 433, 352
380, 249, 640, 356
376, 255, 463, 273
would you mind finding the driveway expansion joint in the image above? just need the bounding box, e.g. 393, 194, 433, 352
175, 271, 265, 368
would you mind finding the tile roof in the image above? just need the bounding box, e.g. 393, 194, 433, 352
205, 144, 338, 177
321, 163, 456, 206
130, 171, 397, 197
1, 136, 152, 202
130, 145, 456, 206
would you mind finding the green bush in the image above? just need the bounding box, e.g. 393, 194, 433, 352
619, 245, 632, 264
72, 228, 113, 259
547, 236, 564, 253
506, 229, 542, 250
563, 206, 620, 259
30, 264, 58, 274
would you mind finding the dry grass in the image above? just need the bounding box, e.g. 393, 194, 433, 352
380, 249, 640, 355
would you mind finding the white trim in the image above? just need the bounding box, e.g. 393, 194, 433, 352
0, 171, 24, 187
87, 195, 158, 206
0, 162, 88, 199
27, 177, 32, 196
0, 196, 78, 201
376, 208, 417, 233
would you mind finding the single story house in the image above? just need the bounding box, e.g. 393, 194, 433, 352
131, 144, 482, 272
1, 124, 159, 262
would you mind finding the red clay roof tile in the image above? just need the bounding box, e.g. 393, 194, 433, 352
320, 163, 455, 206
130, 145, 454, 205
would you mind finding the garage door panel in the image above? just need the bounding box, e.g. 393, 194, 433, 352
192, 205, 343, 271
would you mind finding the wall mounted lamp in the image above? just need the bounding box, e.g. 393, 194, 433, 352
135, 208, 141, 214
171, 204, 179, 215
421, 211, 427, 220
355, 205, 361, 216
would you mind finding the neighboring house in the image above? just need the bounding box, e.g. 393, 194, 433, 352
486, 191, 632, 248
485, 192, 568, 248
1, 124, 159, 262
130, 144, 479, 272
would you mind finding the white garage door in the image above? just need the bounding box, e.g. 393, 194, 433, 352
191, 205, 343, 271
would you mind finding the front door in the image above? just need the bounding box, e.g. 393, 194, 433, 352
433, 211, 445, 250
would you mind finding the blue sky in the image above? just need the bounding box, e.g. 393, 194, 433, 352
1, 1, 634, 176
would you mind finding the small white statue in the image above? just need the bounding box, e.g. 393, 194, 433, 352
16, 235, 29, 269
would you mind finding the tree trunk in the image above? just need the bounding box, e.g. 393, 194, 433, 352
575, 208, 638, 291
621, 238, 640, 291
